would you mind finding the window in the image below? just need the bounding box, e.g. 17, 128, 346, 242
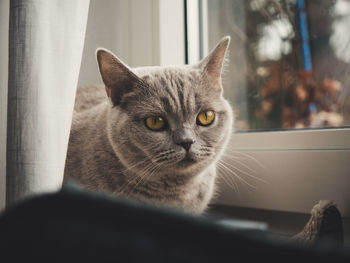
206, 0, 350, 131
187, 0, 350, 216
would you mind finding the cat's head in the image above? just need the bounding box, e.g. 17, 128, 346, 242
97, 37, 233, 178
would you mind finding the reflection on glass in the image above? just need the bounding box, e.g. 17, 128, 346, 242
207, 0, 350, 131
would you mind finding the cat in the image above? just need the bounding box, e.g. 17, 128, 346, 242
64, 36, 233, 213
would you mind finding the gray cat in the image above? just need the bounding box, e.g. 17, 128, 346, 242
64, 37, 233, 213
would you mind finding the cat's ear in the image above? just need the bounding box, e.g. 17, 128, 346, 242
96, 48, 143, 106
198, 36, 230, 88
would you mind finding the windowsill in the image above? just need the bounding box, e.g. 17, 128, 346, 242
230, 128, 350, 151
207, 204, 350, 249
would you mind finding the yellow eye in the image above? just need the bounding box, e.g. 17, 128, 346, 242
145, 116, 165, 131
197, 110, 215, 126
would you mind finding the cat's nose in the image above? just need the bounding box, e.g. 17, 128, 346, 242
177, 139, 195, 151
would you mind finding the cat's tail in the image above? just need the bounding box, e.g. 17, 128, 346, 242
292, 200, 344, 247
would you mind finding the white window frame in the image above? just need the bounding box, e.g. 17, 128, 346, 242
127, 0, 186, 67
187, 0, 350, 216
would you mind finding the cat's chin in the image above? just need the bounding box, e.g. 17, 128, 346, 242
175, 154, 209, 172
178, 155, 197, 167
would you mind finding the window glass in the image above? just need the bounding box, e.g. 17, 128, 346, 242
207, 0, 350, 131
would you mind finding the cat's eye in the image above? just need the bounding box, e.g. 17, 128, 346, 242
145, 116, 165, 131
197, 110, 215, 126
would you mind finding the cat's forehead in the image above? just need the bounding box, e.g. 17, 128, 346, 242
135, 66, 200, 86
133, 67, 209, 114
123, 66, 223, 119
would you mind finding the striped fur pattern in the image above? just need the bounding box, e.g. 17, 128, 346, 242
64, 37, 233, 213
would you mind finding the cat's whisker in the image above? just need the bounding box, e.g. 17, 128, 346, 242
222, 151, 270, 180
222, 154, 258, 174
219, 159, 268, 184
224, 149, 268, 171
216, 163, 240, 194
218, 160, 258, 190
122, 149, 171, 173
122, 157, 150, 172
222, 154, 252, 161
118, 160, 158, 194
126, 162, 162, 197
120, 151, 173, 194
137, 162, 160, 181
155, 150, 176, 158
122, 158, 158, 186
142, 163, 163, 186
217, 172, 239, 194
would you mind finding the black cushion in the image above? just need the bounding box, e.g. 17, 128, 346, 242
0, 183, 349, 263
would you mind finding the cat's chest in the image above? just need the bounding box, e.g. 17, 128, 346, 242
126, 170, 216, 213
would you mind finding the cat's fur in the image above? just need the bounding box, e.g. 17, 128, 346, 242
64, 37, 233, 213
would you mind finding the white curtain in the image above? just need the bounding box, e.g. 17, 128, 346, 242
6, 0, 90, 206
0, 0, 10, 210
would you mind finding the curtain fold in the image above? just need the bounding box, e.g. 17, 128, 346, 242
6, 0, 90, 206
0, 0, 10, 211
